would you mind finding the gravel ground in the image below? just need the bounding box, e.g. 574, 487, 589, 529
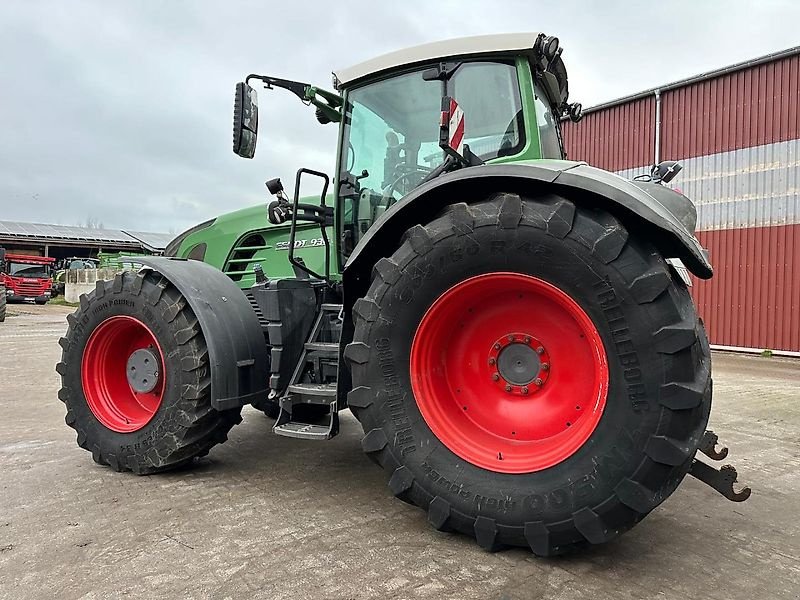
1, 303, 798, 600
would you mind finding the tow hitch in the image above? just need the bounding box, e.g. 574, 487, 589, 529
688, 430, 752, 502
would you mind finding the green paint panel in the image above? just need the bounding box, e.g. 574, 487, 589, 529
174, 197, 333, 289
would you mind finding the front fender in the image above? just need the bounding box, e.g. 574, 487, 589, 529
134, 256, 269, 411
343, 161, 711, 304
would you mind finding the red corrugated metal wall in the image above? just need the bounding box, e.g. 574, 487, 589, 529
660, 54, 800, 159
561, 52, 800, 351
562, 96, 654, 171
695, 225, 800, 351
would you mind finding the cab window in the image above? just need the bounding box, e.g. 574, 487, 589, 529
533, 82, 562, 158
340, 61, 524, 254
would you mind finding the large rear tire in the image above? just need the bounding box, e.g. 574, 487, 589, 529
57, 271, 242, 474
345, 193, 711, 554
0, 285, 6, 322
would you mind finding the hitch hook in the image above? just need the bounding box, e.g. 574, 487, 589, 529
699, 430, 728, 461
688, 459, 751, 502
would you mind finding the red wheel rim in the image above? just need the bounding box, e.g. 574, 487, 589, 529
81, 316, 165, 433
410, 273, 608, 473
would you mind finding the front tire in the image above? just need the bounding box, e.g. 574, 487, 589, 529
345, 193, 711, 554
57, 271, 242, 474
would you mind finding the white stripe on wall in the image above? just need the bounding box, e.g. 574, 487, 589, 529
612, 138, 800, 232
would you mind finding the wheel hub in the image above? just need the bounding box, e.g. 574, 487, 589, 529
126, 348, 160, 394
488, 333, 550, 394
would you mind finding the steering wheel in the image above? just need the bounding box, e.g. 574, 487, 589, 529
382, 166, 430, 208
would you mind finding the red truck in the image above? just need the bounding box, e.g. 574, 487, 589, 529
1, 252, 56, 305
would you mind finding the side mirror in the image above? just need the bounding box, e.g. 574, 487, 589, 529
651, 160, 682, 184
233, 82, 259, 158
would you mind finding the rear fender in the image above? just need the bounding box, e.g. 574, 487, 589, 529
343, 160, 711, 301
134, 257, 269, 410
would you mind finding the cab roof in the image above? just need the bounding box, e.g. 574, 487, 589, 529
334, 32, 542, 88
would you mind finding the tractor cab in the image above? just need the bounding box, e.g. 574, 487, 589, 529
338, 59, 548, 253
233, 33, 582, 270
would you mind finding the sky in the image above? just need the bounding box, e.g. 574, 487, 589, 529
1, 0, 798, 234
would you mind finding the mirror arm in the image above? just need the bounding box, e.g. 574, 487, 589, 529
245, 74, 310, 101
305, 86, 343, 123
245, 75, 343, 122
306, 86, 343, 107
308, 97, 341, 123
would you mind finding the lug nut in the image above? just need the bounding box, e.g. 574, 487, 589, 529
534, 377, 543, 387
492, 373, 500, 381
524, 336, 531, 344
541, 363, 550, 371
488, 358, 496, 366
536, 346, 544, 355
494, 343, 501, 350
505, 385, 512, 392
507, 334, 514, 342
522, 386, 529, 394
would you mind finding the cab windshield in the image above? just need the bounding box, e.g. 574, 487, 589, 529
8, 262, 50, 278
340, 61, 524, 251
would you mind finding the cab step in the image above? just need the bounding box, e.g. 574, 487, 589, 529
273, 420, 336, 440
273, 401, 338, 440
303, 342, 338, 355
272, 302, 342, 441
287, 382, 337, 399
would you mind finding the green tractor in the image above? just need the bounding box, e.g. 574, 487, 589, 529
57, 33, 749, 554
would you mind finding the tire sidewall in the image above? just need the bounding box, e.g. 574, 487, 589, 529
63, 285, 190, 460
358, 218, 669, 525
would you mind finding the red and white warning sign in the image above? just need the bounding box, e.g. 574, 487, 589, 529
446, 98, 465, 155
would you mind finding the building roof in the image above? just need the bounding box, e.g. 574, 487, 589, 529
334, 32, 541, 86
581, 44, 800, 116
0, 220, 170, 252
122, 231, 176, 253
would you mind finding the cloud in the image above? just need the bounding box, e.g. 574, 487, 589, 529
1, 0, 798, 232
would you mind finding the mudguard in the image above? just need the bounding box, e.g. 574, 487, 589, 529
343, 160, 712, 307
134, 257, 269, 411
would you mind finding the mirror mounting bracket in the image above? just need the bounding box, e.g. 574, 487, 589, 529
245, 74, 309, 101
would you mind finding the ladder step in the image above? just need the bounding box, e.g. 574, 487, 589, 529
321, 303, 343, 312
273, 421, 335, 440
288, 382, 337, 397
304, 341, 338, 355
